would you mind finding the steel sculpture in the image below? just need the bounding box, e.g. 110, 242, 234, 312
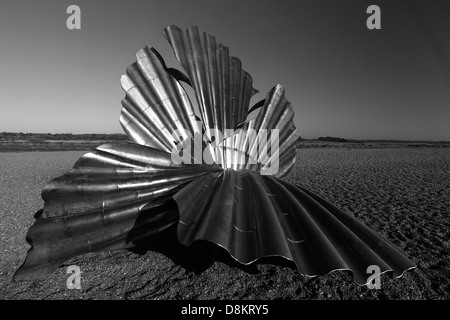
14, 26, 416, 284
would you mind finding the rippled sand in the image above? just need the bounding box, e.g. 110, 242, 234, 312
0, 148, 448, 299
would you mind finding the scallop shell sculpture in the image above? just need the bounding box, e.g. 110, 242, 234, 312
14, 25, 416, 284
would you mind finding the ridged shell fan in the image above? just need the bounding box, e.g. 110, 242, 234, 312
14, 25, 416, 285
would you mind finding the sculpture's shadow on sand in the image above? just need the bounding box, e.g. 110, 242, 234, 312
126, 201, 297, 276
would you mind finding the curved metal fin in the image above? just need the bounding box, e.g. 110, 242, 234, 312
162, 25, 258, 136
247, 98, 266, 116
150, 47, 192, 86
13, 142, 221, 281
174, 170, 416, 285
120, 46, 201, 152
217, 84, 298, 176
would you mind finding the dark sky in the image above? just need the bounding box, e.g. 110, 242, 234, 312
0, 0, 449, 140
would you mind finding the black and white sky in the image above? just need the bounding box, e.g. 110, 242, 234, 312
0, 0, 449, 140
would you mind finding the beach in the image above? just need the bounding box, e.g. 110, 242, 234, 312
0, 148, 448, 299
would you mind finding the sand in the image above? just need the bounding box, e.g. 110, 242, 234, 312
0, 148, 448, 299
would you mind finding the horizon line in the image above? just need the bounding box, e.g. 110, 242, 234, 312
1, 131, 449, 143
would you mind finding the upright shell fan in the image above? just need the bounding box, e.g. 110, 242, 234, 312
14, 25, 415, 285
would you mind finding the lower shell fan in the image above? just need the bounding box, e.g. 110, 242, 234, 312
175, 170, 415, 285
13, 25, 415, 284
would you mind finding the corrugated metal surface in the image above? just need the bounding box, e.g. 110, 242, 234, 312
120, 25, 298, 175
175, 170, 416, 285
14, 25, 415, 283
120, 46, 202, 152
222, 84, 299, 175
163, 25, 264, 168
13, 143, 221, 281
163, 25, 258, 134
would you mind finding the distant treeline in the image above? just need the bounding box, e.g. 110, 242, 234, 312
318, 136, 347, 142
0, 132, 129, 141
